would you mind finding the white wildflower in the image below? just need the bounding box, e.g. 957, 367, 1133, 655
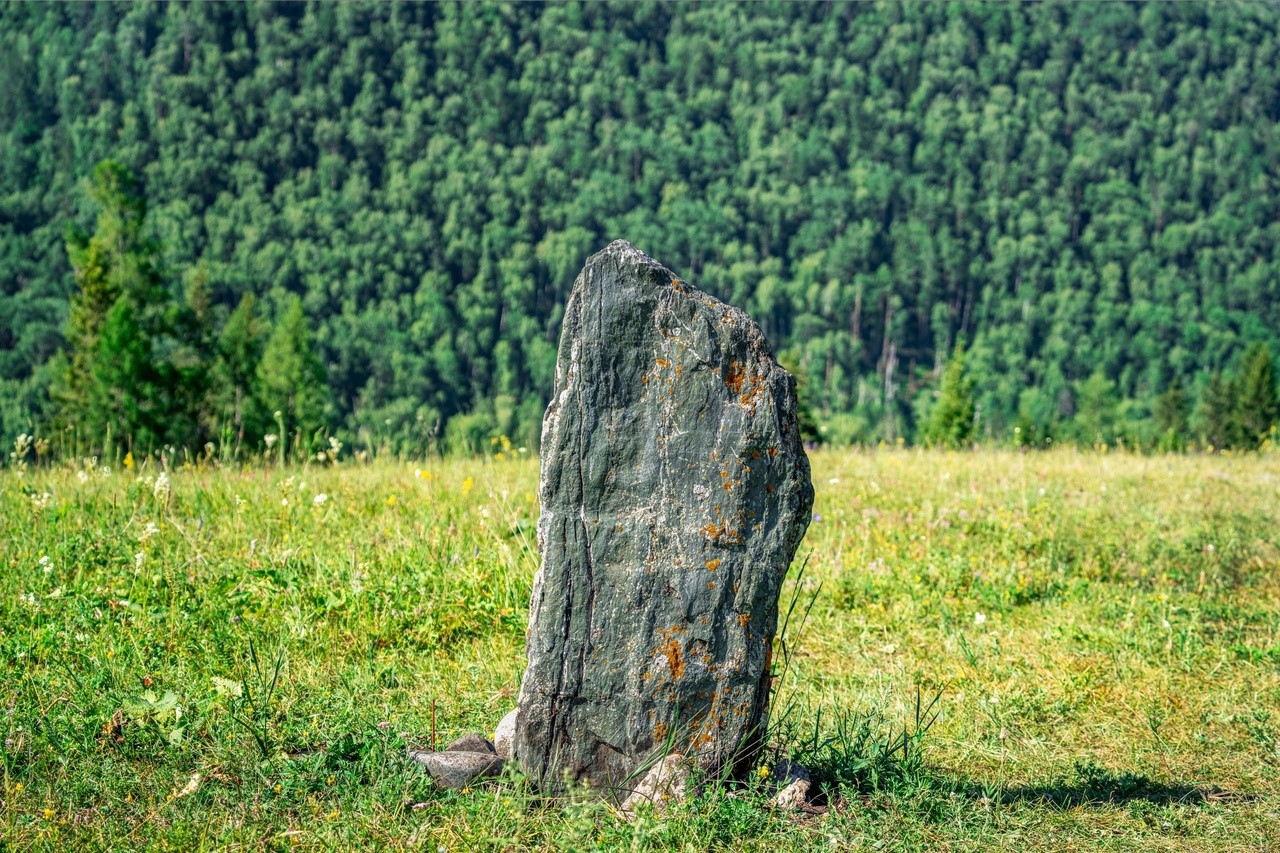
153, 472, 171, 501
313, 493, 328, 506
76, 470, 90, 484
134, 552, 145, 569
30, 492, 52, 510
264, 434, 278, 449
38, 555, 52, 574
974, 611, 987, 626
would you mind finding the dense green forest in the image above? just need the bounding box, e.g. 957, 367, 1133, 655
2, 1, 1279, 458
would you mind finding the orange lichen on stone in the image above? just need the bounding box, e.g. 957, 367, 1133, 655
737, 613, 751, 628
701, 522, 741, 545
707, 581, 716, 590
725, 362, 746, 395
706, 559, 720, 571
766, 447, 778, 457
661, 639, 685, 679
656, 357, 671, 368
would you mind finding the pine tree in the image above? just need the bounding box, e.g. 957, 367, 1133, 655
1196, 371, 1238, 451
778, 349, 821, 445
1235, 342, 1280, 449
922, 342, 976, 449
57, 160, 195, 453
57, 161, 151, 427
254, 295, 330, 456
212, 292, 266, 448
1154, 378, 1190, 451
90, 298, 150, 449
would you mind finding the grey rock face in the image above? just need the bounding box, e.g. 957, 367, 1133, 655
493, 709, 518, 760
445, 733, 496, 755
770, 759, 812, 809
408, 734, 502, 789
513, 240, 813, 795
618, 753, 691, 817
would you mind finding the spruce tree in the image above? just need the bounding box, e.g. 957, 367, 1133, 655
57, 161, 151, 428
212, 293, 266, 448
1235, 343, 1280, 449
58, 160, 195, 453
922, 342, 976, 449
1154, 378, 1190, 451
778, 349, 821, 445
1196, 371, 1238, 451
254, 295, 330, 455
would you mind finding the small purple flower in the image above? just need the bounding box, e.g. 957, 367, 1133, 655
812, 513, 823, 523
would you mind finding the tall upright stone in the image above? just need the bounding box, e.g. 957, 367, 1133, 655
513, 240, 813, 796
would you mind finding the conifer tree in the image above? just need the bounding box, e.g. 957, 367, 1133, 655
922, 342, 976, 449
57, 160, 196, 453
57, 161, 151, 426
1154, 378, 1190, 451
1196, 371, 1238, 451
212, 293, 266, 447
254, 296, 330, 455
1235, 342, 1279, 449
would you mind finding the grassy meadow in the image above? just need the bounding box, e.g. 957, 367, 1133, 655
1, 448, 1278, 851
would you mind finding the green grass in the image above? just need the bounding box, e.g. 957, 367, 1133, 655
2, 449, 1278, 850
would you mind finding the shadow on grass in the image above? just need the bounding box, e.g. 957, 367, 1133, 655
949, 762, 1250, 809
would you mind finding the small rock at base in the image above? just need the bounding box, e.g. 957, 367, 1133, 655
445, 733, 497, 755
493, 709, 518, 760
770, 759, 812, 809
619, 753, 691, 817
408, 749, 503, 789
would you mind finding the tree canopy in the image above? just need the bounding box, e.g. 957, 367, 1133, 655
2, 2, 1279, 454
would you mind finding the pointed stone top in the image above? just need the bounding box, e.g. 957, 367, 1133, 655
591, 239, 671, 275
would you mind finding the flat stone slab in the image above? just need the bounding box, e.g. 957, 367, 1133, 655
408, 732, 503, 789
513, 240, 813, 795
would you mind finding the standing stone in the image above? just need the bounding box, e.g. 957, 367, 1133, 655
513, 240, 813, 796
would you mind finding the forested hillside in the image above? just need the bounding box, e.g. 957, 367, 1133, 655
2, 2, 1279, 455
